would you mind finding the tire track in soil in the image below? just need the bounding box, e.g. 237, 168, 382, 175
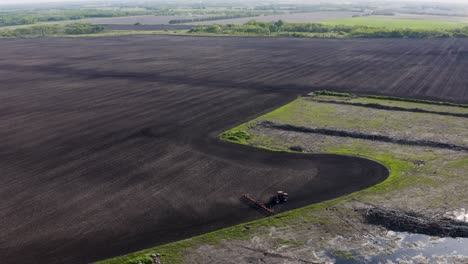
413, 39, 455, 96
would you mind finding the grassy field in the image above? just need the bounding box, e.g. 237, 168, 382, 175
101, 93, 467, 263
256, 97, 467, 147
324, 17, 467, 30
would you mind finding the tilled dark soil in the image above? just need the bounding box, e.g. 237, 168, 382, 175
0, 35, 466, 264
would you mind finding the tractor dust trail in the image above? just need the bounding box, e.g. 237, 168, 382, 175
0, 35, 467, 264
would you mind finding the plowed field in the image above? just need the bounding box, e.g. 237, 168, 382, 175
0, 35, 466, 264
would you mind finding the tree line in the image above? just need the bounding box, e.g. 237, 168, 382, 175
189, 20, 468, 38
0, 10, 145, 26
0, 23, 104, 37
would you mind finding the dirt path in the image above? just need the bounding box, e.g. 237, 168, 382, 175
0, 35, 465, 264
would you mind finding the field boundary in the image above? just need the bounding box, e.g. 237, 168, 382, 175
307, 98, 468, 118
259, 120, 468, 152
310, 90, 468, 108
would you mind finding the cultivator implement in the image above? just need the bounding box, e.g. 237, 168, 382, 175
240, 194, 274, 216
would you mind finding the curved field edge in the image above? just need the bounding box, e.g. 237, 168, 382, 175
97, 152, 399, 264
96, 92, 457, 264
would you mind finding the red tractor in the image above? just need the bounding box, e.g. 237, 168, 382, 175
240, 191, 289, 216
268, 191, 288, 207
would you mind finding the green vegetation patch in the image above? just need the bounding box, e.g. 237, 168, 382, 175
258, 97, 467, 147
64, 23, 104, 34
324, 17, 465, 30
127, 256, 153, 264
0, 9, 147, 27
8, 18, 468, 39
333, 250, 357, 260
0, 23, 104, 37
311, 90, 354, 97
221, 131, 251, 144
189, 19, 468, 38
363, 94, 468, 108
0, 24, 190, 39
308, 92, 468, 115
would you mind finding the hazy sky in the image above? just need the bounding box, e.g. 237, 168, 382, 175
0, 0, 467, 4
0, 0, 96, 4
0, 0, 88, 3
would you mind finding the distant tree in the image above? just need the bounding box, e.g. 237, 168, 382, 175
275, 20, 284, 30
64, 23, 104, 34
266, 20, 284, 33
245, 19, 258, 26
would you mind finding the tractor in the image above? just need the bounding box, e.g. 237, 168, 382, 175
240, 191, 289, 216
268, 191, 288, 207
